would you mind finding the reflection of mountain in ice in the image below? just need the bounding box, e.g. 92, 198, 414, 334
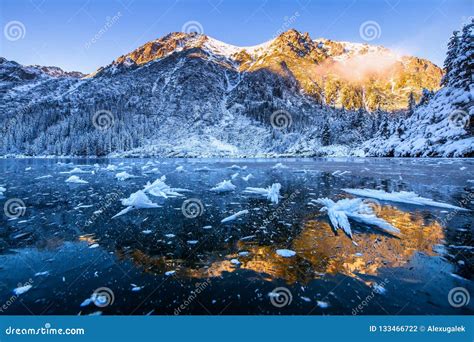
0, 158, 472, 315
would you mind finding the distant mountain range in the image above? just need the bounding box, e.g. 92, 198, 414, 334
0, 28, 471, 157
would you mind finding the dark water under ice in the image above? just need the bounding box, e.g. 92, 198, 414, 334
0, 158, 472, 315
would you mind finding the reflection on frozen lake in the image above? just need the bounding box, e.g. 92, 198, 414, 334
0, 158, 472, 315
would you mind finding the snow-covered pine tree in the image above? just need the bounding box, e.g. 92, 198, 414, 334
441, 30, 459, 87
452, 18, 474, 90
407, 91, 416, 114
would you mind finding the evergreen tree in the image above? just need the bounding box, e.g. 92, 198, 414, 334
441, 30, 460, 87
452, 19, 474, 90
407, 91, 416, 114
321, 121, 331, 146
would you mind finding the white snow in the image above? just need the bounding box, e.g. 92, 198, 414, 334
115, 171, 136, 181
13, 284, 32, 296
373, 284, 387, 294
105, 164, 117, 171
60, 167, 90, 174
276, 249, 296, 257
221, 209, 249, 223
230, 258, 241, 265
143, 176, 184, 198
35, 175, 53, 179
241, 174, 254, 181
112, 190, 161, 218
244, 183, 282, 204
65, 175, 88, 184
314, 197, 400, 238
316, 300, 329, 308
210, 180, 236, 193
343, 188, 468, 211
272, 163, 288, 169
131, 284, 144, 292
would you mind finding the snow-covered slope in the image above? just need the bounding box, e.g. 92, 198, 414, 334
0, 26, 470, 158
363, 86, 473, 157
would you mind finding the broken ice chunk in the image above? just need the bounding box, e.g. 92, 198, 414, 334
272, 163, 288, 169
244, 183, 281, 204
115, 171, 136, 181
65, 175, 88, 184
112, 190, 161, 218
342, 188, 468, 211
276, 249, 296, 257
13, 284, 32, 296
241, 174, 254, 182
314, 197, 400, 238
210, 180, 236, 193
221, 210, 249, 223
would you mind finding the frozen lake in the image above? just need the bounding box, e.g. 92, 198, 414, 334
0, 158, 473, 315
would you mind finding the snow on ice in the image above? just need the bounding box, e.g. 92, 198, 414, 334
210, 180, 236, 193
314, 197, 400, 238
65, 175, 88, 184
221, 209, 249, 223
343, 188, 468, 211
244, 183, 282, 204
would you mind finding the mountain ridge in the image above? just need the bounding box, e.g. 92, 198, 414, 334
0, 27, 471, 158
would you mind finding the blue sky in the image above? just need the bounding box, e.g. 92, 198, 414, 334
0, 0, 472, 73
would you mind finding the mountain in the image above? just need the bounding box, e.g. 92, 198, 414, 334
0, 28, 470, 157
107, 30, 442, 111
